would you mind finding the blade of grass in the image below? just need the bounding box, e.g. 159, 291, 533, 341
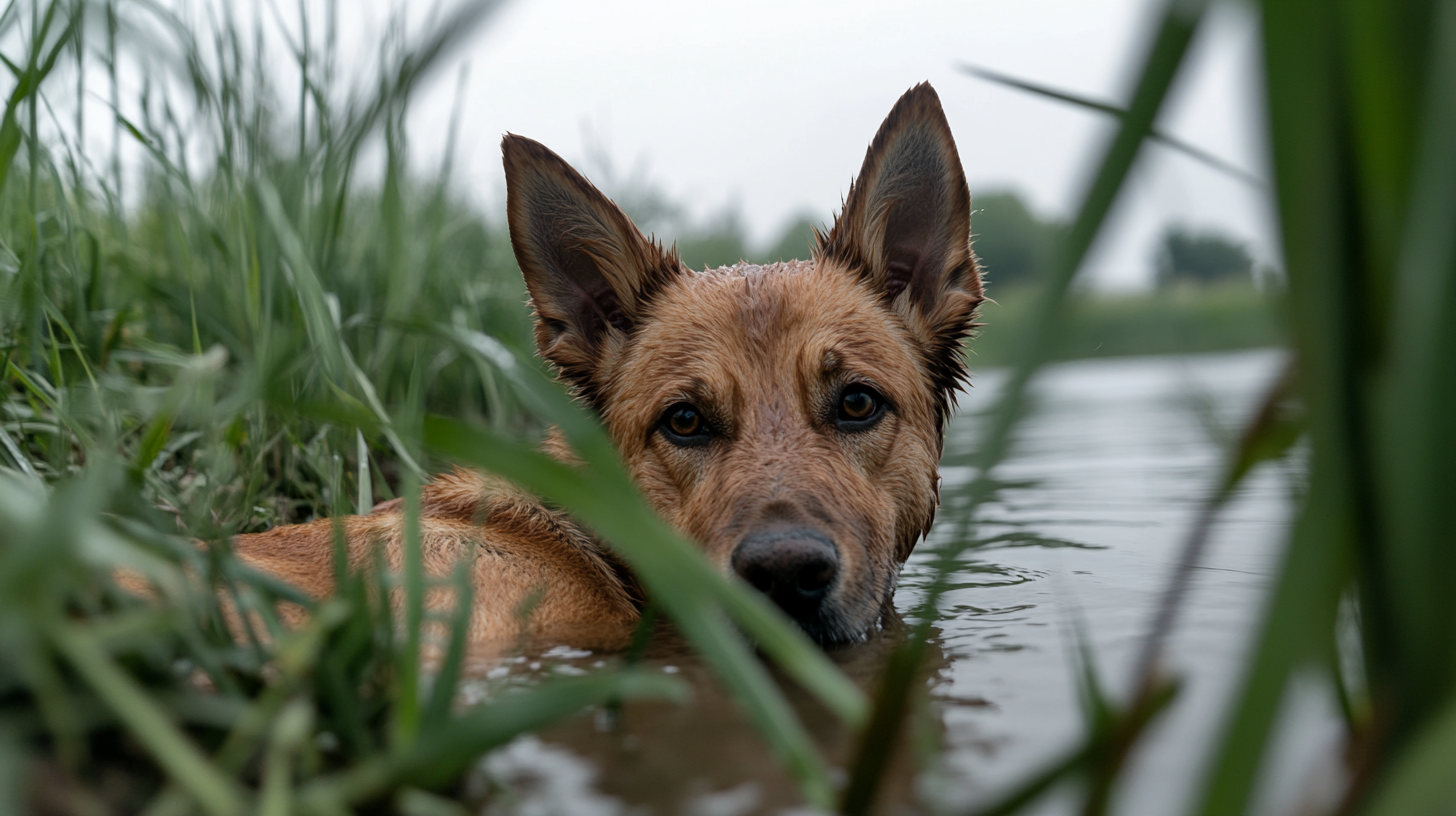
1191, 467, 1354, 815
0, 0, 76, 198
957, 61, 1264, 188
253, 178, 424, 480
1190, 0, 1389, 809
1369, 0, 1456, 735
1132, 362, 1300, 692
299, 670, 682, 809
840, 617, 933, 815
355, 429, 372, 514
48, 622, 248, 816
421, 563, 473, 732
392, 476, 424, 751
843, 1, 1210, 810
258, 699, 312, 816
1360, 690, 1456, 815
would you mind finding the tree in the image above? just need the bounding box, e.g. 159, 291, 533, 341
969, 191, 1061, 290
1155, 226, 1255, 287
762, 216, 819, 263
676, 207, 751, 271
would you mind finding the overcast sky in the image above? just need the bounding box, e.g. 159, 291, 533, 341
271, 0, 1278, 290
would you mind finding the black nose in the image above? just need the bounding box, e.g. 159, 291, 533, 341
731, 528, 839, 621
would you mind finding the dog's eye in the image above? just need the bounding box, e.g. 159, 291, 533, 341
836, 385, 885, 429
660, 403, 709, 445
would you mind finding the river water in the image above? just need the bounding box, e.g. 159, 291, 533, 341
468, 349, 1343, 816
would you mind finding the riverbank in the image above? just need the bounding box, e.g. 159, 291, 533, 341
968, 283, 1284, 368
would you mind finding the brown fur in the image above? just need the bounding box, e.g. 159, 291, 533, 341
227, 82, 983, 647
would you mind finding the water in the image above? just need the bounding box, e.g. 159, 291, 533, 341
468, 349, 1342, 816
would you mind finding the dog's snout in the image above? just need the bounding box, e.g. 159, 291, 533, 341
731, 528, 839, 620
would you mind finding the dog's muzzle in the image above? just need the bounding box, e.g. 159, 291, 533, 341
731, 527, 839, 626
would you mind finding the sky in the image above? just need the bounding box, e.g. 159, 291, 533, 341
264, 0, 1278, 290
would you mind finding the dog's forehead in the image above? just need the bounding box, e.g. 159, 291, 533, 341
621, 259, 923, 390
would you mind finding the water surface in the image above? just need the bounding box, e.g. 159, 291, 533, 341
470, 349, 1340, 816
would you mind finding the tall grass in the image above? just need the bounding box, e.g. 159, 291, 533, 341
0, 0, 862, 811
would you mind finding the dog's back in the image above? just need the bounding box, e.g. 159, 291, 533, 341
235, 468, 639, 644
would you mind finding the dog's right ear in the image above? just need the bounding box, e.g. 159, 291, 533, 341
502, 135, 684, 407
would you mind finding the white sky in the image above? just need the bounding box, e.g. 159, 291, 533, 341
243, 0, 1279, 290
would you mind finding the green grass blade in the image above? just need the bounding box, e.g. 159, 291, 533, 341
957, 61, 1263, 188
841, 621, 931, 815
1191, 470, 1353, 815
49, 623, 248, 816
355, 429, 372, 514
1360, 691, 1456, 815
253, 178, 424, 479
970, 0, 1209, 483
421, 563, 473, 732
300, 670, 681, 809
843, 0, 1210, 807
393, 477, 425, 751
1186, 0, 1377, 808
1370, 0, 1456, 731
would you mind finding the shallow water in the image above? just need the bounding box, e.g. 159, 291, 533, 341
469, 349, 1341, 816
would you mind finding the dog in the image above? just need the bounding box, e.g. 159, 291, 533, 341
232, 82, 983, 646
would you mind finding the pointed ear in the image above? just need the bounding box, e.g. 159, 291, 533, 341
502, 134, 684, 407
817, 83, 984, 404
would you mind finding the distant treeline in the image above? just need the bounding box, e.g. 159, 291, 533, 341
970, 282, 1283, 368
635, 186, 1267, 296
621, 188, 1281, 368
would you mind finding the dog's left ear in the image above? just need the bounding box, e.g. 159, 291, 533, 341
502, 134, 684, 409
817, 83, 984, 410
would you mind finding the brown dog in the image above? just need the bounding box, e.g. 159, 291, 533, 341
233, 82, 983, 646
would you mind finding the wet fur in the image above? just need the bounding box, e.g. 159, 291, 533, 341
229, 82, 983, 647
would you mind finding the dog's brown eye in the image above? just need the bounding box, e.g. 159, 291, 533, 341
669, 407, 701, 435
836, 385, 885, 428
660, 403, 709, 445
841, 390, 875, 420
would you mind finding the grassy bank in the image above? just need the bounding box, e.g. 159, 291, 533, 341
970, 283, 1283, 368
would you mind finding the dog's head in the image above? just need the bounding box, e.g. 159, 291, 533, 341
502, 83, 982, 643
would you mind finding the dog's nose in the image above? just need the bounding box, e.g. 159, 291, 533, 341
731, 528, 839, 621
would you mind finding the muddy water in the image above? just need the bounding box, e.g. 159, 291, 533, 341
467, 349, 1341, 816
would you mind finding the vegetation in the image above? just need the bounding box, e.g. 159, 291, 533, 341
1154, 226, 1257, 288
970, 191, 1064, 290
972, 282, 1282, 366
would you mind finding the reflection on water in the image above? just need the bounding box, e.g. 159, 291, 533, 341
469, 350, 1340, 815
